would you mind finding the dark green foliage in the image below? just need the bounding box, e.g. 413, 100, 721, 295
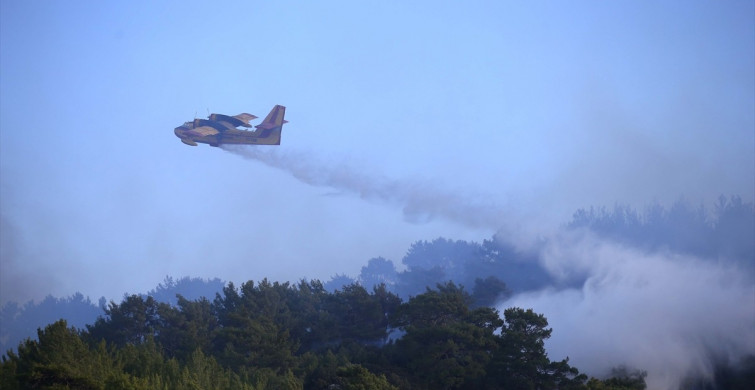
0, 320, 268, 389
601, 367, 647, 390
585, 367, 647, 390
359, 257, 398, 290
211, 279, 299, 371
0, 277, 226, 356
7, 320, 107, 389
85, 295, 160, 347
324, 274, 356, 292
388, 282, 501, 389
323, 284, 396, 345
0, 293, 104, 355
488, 307, 552, 389
379, 237, 552, 300
471, 276, 510, 308
146, 276, 225, 306
156, 295, 217, 360
0, 279, 646, 390
331, 364, 398, 390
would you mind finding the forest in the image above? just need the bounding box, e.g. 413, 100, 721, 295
1, 279, 654, 389
1, 197, 752, 389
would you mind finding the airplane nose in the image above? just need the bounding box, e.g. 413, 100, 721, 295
175, 127, 197, 146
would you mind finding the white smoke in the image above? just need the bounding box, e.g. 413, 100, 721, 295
223, 145, 754, 388
503, 229, 755, 389
222, 145, 507, 229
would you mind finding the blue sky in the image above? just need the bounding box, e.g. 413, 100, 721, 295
1, 1, 753, 303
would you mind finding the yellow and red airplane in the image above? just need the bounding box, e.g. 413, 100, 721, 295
174, 105, 287, 147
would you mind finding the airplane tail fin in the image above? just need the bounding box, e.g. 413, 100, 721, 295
256, 105, 287, 130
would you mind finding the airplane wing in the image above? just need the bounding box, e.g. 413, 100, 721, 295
194, 118, 236, 131
208, 113, 258, 128
186, 126, 219, 137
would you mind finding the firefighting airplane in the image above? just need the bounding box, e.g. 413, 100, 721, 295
174, 105, 287, 147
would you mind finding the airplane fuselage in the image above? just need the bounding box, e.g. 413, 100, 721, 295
174, 125, 281, 147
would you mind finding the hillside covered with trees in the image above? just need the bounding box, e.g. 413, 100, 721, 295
1, 197, 752, 388
1, 280, 650, 390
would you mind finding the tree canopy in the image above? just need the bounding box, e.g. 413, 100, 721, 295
1, 280, 651, 390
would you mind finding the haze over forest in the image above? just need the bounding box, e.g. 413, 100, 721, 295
2, 197, 753, 388
1, 1, 753, 389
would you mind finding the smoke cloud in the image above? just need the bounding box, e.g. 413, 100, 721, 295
503, 229, 755, 389
222, 145, 507, 229
0, 214, 62, 305
222, 145, 753, 388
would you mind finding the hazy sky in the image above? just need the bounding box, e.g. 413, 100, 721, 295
1, 1, 753, 304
